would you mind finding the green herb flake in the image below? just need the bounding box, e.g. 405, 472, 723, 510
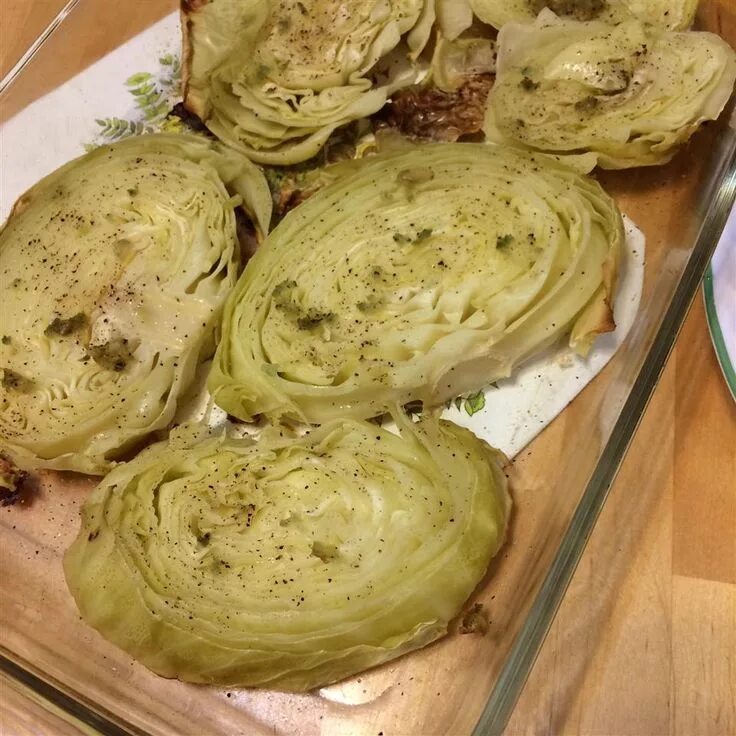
253, 63, 272, 83
519, 76, 540, 91
463, 390, 486, 416
296, 310, 335, 330
574, 95, 599, 113
415, 228, 433, 242
311, 541, 339, 562
393, 232, 410, 244
273, 280, 297, 297
272, 280, 301, 315
356, 297, 382, 313
496, 234, 514, 249
2, 368, 32, 392
1, 336, 10, 345
89, 337, 135, 372
44, 312, 88, 337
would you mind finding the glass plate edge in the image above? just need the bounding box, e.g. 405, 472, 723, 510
472, 129, 736, 736
0, 649, 140, 735
0, 0, 82, 94
703, 265, 736, 400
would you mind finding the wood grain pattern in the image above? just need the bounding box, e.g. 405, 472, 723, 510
0, 0, 175, 123
507, 296, 736, 736
0, 0, 67, 78
0, 1, 734, 734
673, 305, 736, 585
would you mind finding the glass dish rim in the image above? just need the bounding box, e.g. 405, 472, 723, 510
1, 5, 735, 734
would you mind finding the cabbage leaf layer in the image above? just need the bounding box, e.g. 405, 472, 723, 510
484, 16, 736, 170
468, 0, 700, 31
182, 0, 432, 164
209, 143, 623, 424
0, 134, 271, 474
64, 414, 510, 690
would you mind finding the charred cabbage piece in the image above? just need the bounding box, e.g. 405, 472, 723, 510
484, 16, 736, 170
182, 0, 433, 165
64, 414, 511, 690
0, 134, 271, 474
468, 0, 699, 31
209, 143, 622, 424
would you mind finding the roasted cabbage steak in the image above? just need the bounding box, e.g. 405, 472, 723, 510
64, 414, 511, 690
0, 134, 271, 473
209, 143, 623, 423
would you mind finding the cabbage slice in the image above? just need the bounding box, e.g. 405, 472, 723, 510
209, 143, 622, 424
64, 414, 510, 690
469, 0, 699, 31
0, 134, 271, 474
182, 0, 431, 165
484, 16, 736, 170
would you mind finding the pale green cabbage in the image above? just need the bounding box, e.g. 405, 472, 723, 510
436, 0, 474, 39
469, 0, 699, 31
64, 413, 511, 690
484, 16, 736, 170
0, 134, 271, 474
209, 143, 622, 424
182, 0, 432, 165
431, 34, 496, 92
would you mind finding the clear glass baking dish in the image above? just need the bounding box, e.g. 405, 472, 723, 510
0, 1, 734, 733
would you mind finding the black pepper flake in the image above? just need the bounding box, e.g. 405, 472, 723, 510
245, 503, 256, 527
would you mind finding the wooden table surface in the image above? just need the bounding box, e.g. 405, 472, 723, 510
1, 2, 734, 735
